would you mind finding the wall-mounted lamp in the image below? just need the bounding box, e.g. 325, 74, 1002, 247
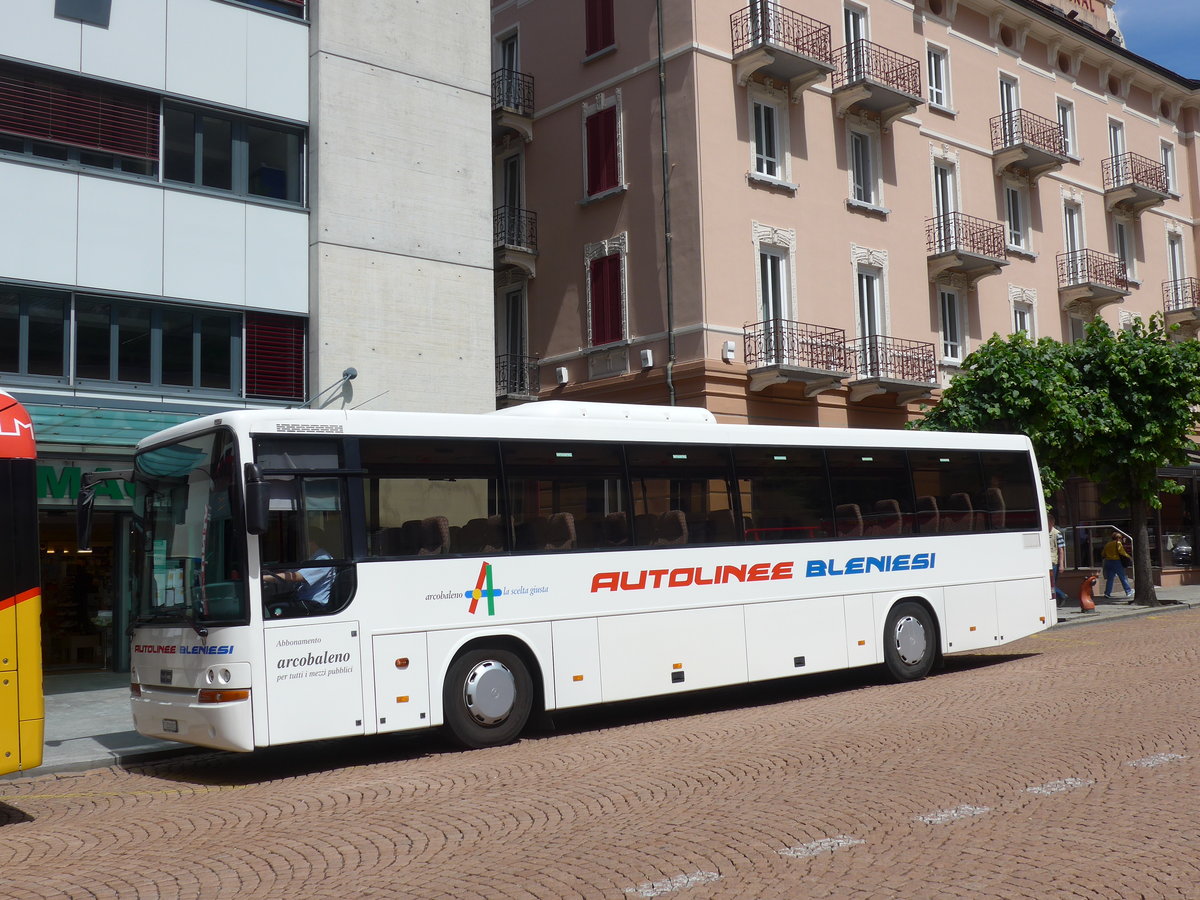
640, 349, 654, 368
722, 340, 737, 363
555, 366, 569, 385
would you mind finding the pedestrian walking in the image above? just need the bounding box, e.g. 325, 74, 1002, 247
1049, 513, 1069, 605
1101, 529, 1134, 599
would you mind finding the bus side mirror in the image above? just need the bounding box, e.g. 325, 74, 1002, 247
245, 463, 270, 536
76, 478, 98, 551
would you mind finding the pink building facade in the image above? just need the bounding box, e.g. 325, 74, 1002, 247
490, 0, 1198, 432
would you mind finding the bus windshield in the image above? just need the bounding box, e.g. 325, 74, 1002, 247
132, 428, 248, 626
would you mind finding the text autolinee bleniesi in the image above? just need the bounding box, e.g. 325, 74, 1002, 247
590, 552, 935, 592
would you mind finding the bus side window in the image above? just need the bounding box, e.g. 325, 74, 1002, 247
979, 450, 1039, 530
733, 446, 831, 543
908, 450, 985, 534
625, 445, 735, 547
827, 448, 914, 538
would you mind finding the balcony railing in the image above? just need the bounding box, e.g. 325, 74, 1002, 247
492, 68, 534, 119
730, 2, 832, 63
1163, 277, 1200, 313
744, 319, 847, 370
1057, 249, 1129, 292
493, 206, 537, 252
990, 109, 1066, 157
832, 39, 921, 97
846, 335, 936, 384
496, 354, 540, 396
926, 212, 1007, 260
1103, 152, 1168, 194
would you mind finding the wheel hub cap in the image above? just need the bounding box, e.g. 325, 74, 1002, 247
463, 660, 516, 725
894, 615, 927, 666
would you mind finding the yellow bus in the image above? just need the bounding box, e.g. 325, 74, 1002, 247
1, 389, 42, 776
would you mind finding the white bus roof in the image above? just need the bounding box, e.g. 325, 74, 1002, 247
135, 402, 1034, 454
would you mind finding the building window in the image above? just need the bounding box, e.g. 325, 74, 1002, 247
163, 104, 304, 203
245, 312, 306, 400
849, 129, 877, 205
1162, 140, 1177, 194
1114, 219, 1134, 279
1012, 300, 1033, 337
584, 0, 615, 57
1057, 99, 1076, 156
0, 285, 303, 400
239, 0, 306, 18
0, 61, 159, 177
588, 253, 624, 346
927, 45, 950, 109
1068, 315, 1086, 343
1168, 233, 1186, 283
1005, 186, 1027, 251
939, 289, 963, 362
759, 248, 788, 322
584, 97, 621, 197
752, 99, 781, 179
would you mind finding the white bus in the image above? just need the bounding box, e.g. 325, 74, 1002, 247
80, 401, 1052, 752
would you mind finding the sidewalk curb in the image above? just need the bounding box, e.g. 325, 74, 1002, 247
1052, 597, 1200, 630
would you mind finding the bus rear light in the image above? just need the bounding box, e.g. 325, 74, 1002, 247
198, 689, 250, 704
130, 683, 142, 698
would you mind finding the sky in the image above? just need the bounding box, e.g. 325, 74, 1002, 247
1116, 0, 1200, 78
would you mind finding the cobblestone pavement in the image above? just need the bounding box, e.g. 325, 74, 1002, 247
3, 610, 1200, 899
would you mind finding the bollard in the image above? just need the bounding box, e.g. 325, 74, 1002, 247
1079, 573, 1097, 612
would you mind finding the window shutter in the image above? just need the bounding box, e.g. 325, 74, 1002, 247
590, 254, 622, 346
586, 106, 618, 196
245, 313, 306, 401
0, 63, 158, 160
585, 0, 615, 56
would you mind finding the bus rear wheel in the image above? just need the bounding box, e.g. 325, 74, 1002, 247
442, 648, 533, 749
884, 601, 936, 682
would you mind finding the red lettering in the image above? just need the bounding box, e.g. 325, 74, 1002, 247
747, 563, 771, 581
694, 567, 714, 586
620, 570, 648, 590
771, 561, 794, 580
591, 572, 619, 592
648, 569, 670, 588
668, 568, 694, 587
721, 564, 746, 583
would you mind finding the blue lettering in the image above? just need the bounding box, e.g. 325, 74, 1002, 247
805, 552, 938, 577
911, 553, 931, 571
892, 555, 911, 571
806, 560, 827, 577
866, 556, 886, 573
844, 557, 865, 575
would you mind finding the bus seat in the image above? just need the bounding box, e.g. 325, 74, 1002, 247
483, 515, 507, 552
515, 516, 547, 550
634, 513, 659, 546
575, 516, 603, 549
707, 509, 736, 543
458, 518, 488, 553
873, 499, 902, 535
986, 487, 1006, 529
604, 511, 630, 546
543, 512, 576, 550
400, 520, 425, 554
917, 495, 939, 533
656, 510, 688, 546
835, 503, 862, 537
942, 493, 974, 533
418, 516, 450, 554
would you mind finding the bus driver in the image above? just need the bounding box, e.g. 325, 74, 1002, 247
262, 528, 335, 611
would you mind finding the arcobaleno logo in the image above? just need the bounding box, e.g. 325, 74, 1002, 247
806, 552, 936, 577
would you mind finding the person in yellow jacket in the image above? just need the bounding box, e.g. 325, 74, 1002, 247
1101, 530, 1133, 599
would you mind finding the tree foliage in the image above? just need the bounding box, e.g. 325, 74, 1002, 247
913, 314, 1200, 604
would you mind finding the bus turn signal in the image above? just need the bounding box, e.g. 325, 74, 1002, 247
198, 689, 250, 704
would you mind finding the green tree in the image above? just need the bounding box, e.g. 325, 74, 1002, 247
914, 314, 1200, 605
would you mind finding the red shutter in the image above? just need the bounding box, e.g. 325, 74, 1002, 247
585, 0, 615, 56
586, 106, 618, 196
0, 64, 159, 160
245, 313, 306, 401
590, 254, 623, 346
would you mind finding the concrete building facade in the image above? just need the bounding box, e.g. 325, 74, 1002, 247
0, 0, 492, 669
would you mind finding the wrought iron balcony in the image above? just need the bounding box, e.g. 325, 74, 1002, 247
844, 334, 937, 404
729, 2, 833, 91
1163, 278, 1200, 337
990, 109, 1068, 179
832, 39, 923, 128
926, 212, 1008, 281
494, 206, 538, 277
1057, 249, 1130, 313
492, 68, 534, 142
1102, 152, 1168, 214
496, 353, 540, 398
743, 319, 849, 394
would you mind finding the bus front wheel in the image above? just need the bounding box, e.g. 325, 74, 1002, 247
442, 648, 534, 749
883, 601, 936, 682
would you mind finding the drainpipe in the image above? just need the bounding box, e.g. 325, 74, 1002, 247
657, 0, 677, 405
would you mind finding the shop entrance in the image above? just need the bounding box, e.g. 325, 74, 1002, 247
38, 509, 128, 671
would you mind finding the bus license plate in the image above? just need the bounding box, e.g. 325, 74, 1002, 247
162, 719, 179, 734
